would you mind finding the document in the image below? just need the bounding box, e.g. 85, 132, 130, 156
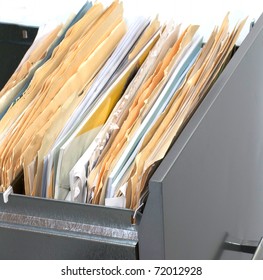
88, 21, 180, 173
32, 18, 126, 197
69, 19, 174, 203
0, 1, 127, 191
106, 35, 202, 207
88, 25, 202, 205
54, 16, 154, 149
126, 15, 247, 210
28, 1, 128, 198
54, 18, 160, 201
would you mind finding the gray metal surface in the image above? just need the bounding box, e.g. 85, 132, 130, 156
222, 235, 263, 259
138, 181, 165, 259
140, 13, 263, 259
0, 194, 139, 259
253, 238, 263, 259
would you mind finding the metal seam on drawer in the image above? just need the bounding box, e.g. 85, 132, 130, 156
0, 212, 138, 241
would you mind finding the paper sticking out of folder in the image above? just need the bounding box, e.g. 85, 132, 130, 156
0, 1, 246, 211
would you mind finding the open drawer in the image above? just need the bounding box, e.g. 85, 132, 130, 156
0, 13, 263, 260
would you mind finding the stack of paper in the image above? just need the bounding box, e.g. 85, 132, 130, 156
111, 14, 247, 209
0, 2, 246, 211
50, 17, 160, 201
0, 1, 127, 192
87, 23, 203, 206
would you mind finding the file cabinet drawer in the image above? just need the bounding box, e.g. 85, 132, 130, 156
0, 10, 263, 260
0, 194, 139, 259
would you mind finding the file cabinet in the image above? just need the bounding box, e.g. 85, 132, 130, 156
0, 12, 263, 259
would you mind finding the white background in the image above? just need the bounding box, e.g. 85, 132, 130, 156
0, 0, 262, 43
1, 260, 263, 279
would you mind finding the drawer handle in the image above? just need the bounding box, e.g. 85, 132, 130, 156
224, 235, 263, 259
